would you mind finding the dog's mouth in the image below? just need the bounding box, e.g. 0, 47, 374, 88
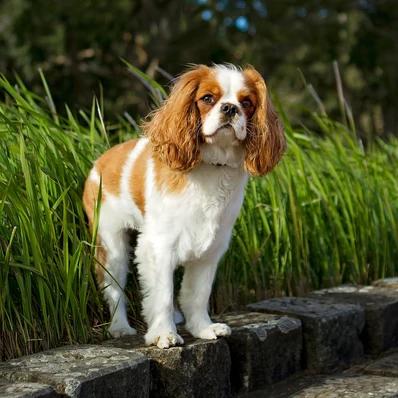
216, 123, 235, 134
204, 123, 233, 138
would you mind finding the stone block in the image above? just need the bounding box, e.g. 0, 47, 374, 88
0, 345, 149, 398
217, 312, 302, 393
248, 297, 365, 372
104, 334, 231, 398
310, 285, 398, 354
0, 379, 58, 398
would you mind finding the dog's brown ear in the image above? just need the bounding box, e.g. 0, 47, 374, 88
243, 67, 286, 176
143, 65, 211, 171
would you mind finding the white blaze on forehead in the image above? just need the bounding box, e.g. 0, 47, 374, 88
214, 65, 246, 102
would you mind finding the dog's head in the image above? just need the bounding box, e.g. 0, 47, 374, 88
144, 64, 286, 175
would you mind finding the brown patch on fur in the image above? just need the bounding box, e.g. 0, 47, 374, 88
95, 139, 138, 196
82, 177, 104, 227
237, 88, 257, 119
195, 80, 223, 134
143, 65, 214, 172
243, 66, 286, 176
153, 155, 188, 194
196, 80, 222, 109
95, 242, 107, 286
82, 177, 107, 285
130, 143, 150, 214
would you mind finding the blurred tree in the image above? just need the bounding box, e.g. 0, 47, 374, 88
0, 0, 396, 137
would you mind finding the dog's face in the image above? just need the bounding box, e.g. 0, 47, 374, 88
144, 64, 286, 175
195, 65, 255, 144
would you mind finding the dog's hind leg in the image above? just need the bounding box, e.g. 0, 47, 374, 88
97, 228, 136, 338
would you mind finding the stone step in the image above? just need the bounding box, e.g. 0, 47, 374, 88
102, 334, 231, 398
217, 312, 302, 394
309, 284, 398, 355
0, 314, 303, 398
0, 345, 149, 398
247, 297, 365, 372
103, 313, 303, 397
0, 378, 57, 398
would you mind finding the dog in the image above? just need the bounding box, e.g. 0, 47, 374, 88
83, 64, 286, 348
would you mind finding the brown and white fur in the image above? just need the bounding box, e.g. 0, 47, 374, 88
83, 64, 285, 348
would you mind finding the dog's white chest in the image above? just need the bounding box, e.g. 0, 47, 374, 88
172, 166, 247, 262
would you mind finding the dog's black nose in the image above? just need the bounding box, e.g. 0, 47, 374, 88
221, 102, 238, 117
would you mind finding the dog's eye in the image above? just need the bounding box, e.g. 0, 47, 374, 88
241, 99, 252, 109
202, 94, 215, 105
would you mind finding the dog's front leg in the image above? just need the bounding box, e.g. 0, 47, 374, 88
180, 256, 231, 340
136, 238, 184, 348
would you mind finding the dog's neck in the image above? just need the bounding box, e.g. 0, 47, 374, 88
200, 143, 245, 169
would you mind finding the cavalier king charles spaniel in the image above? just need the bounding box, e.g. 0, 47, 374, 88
83, 64, 286, 348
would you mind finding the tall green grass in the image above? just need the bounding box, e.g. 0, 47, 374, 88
1, 70, 398, 360
217, 117, 398, 310
0, 76, 111, 360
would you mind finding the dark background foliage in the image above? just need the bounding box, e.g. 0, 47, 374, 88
1, 0, 397, 137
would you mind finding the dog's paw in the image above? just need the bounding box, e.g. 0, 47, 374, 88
195, 323, 231, 340
108, 323, 137, 338
145, 329, 184, 349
